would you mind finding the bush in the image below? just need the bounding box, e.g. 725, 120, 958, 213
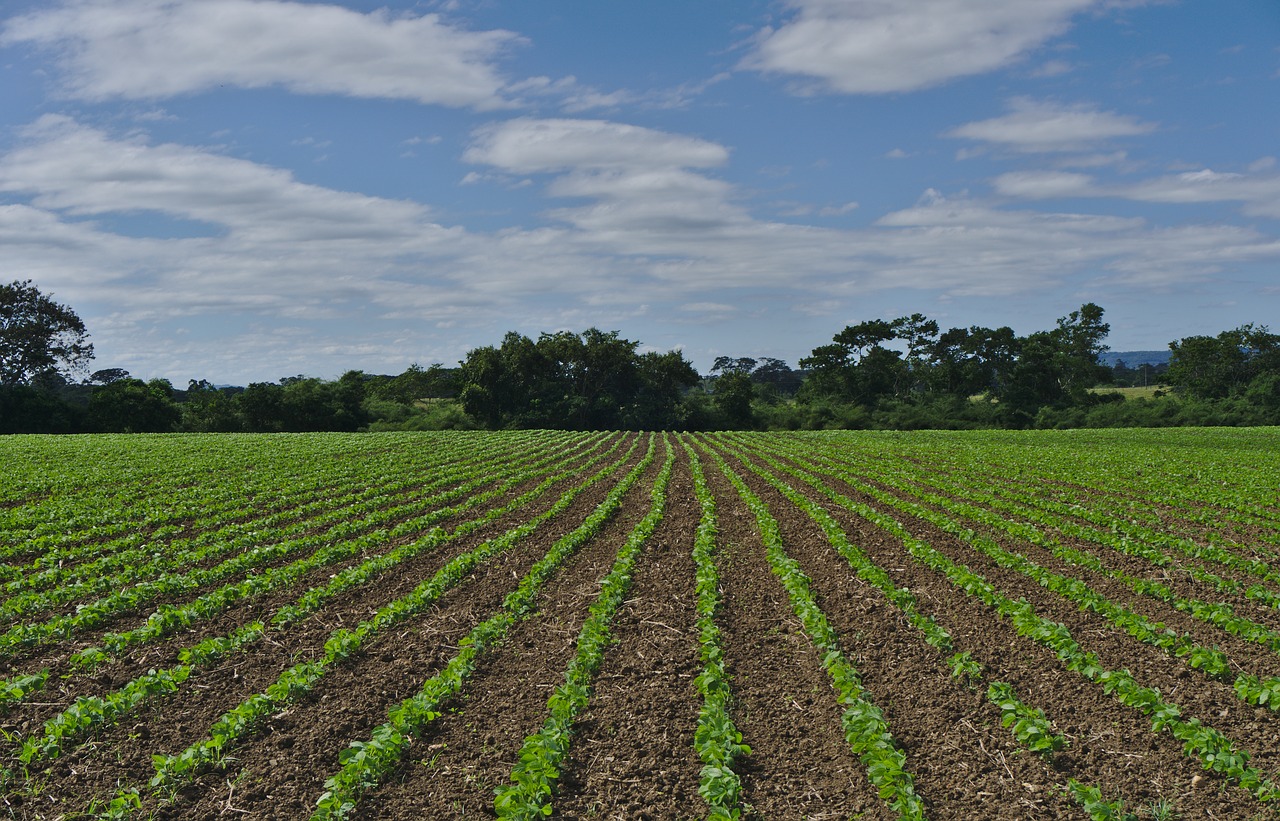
366, 400, 478, 431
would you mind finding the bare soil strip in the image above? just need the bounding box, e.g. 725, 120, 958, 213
0, 438, 582, 678
721, 447, 1076, 819
350, 445, 666, 819
700, 454, 892, 821
1, 441, 615, 762
550, 451, 705, 821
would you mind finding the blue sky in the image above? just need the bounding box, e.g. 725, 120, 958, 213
1, 0, 1277, 384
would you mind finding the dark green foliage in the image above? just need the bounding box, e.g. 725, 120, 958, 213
712, 371, 755, 429
1109, 359, 1167, 388
0, 384, 84, 433
458, 328, 699, 430
799, 303, 1109, 421
0, 280, 94, 387
800, 319, 906, 407
231, 372, 368, 432
1168, 324, 1280, 400
182, 380, 243, 432
87, 379, 182, 433
5, 286, 1279, 433
366, 363, 458, 404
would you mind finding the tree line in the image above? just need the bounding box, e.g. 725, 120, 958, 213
2, 279, 1278, 433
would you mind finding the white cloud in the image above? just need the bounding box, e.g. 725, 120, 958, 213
868, 191, 1280, 292
1056, 151, 1130, 169
948, 97, 1157, 152
461, 120, 1280, 301
819, 202, 860, 216
680, 302, 738, 314
463, 118, 729, 174
993, 171, 1096, 198
507, 72, 730, 114
743, 0, 1101, 94
993, 160, 1280, 219
1122, 168, 1280, 219
4, 115, 1278, 382
0, 114, 487, 347
1, 0, 519, 108
0, 115, 442, 242
1031, 59, 1074, 77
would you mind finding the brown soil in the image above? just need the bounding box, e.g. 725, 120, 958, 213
5, 432, 1280, 821
3, 436, 637, 818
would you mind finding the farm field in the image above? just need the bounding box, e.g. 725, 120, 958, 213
2, 428, 1280, 820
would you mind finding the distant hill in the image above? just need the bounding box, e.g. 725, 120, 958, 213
1100, 350, 1171, 367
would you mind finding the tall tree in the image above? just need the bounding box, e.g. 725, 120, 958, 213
928, 325, 1017, 398
890, 313, 940, 395
800, 319, 905, 407
750, 357, 803, 396
710, 356, 757, 375
1050, 302, 1112, 401
628, 350, 701, 430
1168, 324, 1280, 400
0, 280, 94, 386
87, 378, 181, 433
713, 370, 755, 428
457, 328, 697, 430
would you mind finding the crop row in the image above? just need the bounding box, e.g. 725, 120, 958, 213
0, 433, 471, 561
0, 430, 546, 605
310, 434, 661, 818
768, 435, 1280, 698
90, 435, 653, 816
16, 434, 634, 767
0, 430, 557, 609
698, 440, 927, 820
731, 435, 1279, 804
708, 436, 1139, 817
2, 429, 1276, 818
682, 438, 750, 820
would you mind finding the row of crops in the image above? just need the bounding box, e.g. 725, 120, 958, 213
1, 428, 1278, 819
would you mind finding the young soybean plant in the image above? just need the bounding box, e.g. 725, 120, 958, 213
987, 681, 1066, 757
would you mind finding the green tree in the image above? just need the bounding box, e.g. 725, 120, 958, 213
712, 370, 755, 429
800, 319, 904, 407
1168, 324, 1280, 400
1051, 302, 1112, 401
458, 332, 556, 428
237, 382, 287, 432
0, 280, 94, 386
182, 379, 243, 432
87, 378, 181, 433
928, 326, 1017, 398
88, 368, 130, 385
0, 385, 82, 433
750, 357, 803, 396
458, 328, 697, 430
998, 331, 1065, 422
277, 372, 367, 432
371, 363, 456, 404
539, 328, 643, 429
890, 313, 939, 395
711, 356, 757, 375
627, 350, 700, 430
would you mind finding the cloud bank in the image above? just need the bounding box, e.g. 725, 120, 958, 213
743, 0, 1103, 94
2, 0, 520, 108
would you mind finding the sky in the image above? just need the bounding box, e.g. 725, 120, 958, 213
1, 0, 1278, 384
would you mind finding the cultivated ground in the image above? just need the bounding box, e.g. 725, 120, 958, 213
1, 428, 1278, 820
